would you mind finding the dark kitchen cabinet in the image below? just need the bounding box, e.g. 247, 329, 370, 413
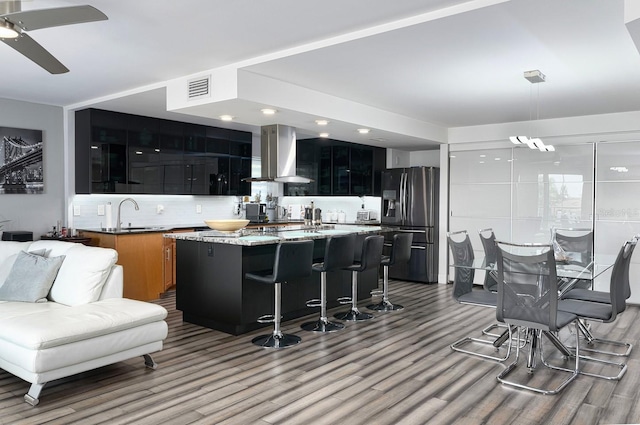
75, 109, 252, 195
285, 138, 385, 196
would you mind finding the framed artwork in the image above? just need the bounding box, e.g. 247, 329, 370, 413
0, 127, 43, 194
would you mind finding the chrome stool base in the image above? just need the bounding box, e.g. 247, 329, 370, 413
335, 308, 373, 321
301, 318, 345, 333
367, 300, 404, 312
252, 333, 301, 349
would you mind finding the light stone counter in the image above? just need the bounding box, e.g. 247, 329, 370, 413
164, 224, 390, 246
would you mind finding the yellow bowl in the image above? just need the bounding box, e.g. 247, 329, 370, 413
204, 219, 250, 232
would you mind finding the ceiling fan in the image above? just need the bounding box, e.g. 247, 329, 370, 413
0, 1, 107, 74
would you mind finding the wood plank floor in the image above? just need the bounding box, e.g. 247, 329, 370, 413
1, 281, 639, 424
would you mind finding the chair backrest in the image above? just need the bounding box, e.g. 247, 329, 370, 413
623, 238, 638, 300
551, 228, 593, 267
389, 232, 413, 266
478, 228, 498, 292
355, 235, 385, 272
496, 241, 560, 332
609, 239, 637, 318
272, 240, 315, 282
320, 233, 356, 272
447, 230, 475, 300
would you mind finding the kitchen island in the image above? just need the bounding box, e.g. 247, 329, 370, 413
166, 225, 391, 335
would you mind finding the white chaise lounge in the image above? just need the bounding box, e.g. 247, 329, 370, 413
0, 239, 168, 406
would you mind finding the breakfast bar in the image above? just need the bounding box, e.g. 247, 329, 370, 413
166, 225, 390, 335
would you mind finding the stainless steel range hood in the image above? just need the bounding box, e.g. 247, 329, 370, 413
243, 124, 312, 183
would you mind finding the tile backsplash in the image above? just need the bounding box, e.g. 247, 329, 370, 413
70, 195, 242, 230
70, 194, 382, 230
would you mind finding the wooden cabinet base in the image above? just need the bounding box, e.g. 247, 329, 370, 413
81, 231, 164, 301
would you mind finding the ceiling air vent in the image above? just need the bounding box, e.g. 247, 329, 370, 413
187, 76, 211, 100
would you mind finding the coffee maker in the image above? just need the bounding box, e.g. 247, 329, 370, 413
246, 203, 267, 223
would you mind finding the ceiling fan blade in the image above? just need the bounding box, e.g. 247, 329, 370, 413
1, 33, 68, 74
3, 5, 107, 31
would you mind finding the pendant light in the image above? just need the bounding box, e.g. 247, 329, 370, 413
510, 70, 555, 152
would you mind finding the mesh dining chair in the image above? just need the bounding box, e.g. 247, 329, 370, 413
563, 236, 637, 307
552, 227, 594, 291
495, 241, 580, 395
556, 239, 637, 379
447, 230, 511, 362
478, 228, 499, 292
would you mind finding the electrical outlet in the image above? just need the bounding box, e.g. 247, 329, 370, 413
73, 205, 81, 216
196, 204, 202, 214
97, 204, 105, 216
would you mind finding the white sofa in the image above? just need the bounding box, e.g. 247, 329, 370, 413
0, 239, 168, 406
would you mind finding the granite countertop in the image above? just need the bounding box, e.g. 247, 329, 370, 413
78, 220, 382, 235
164, 224, 392, 246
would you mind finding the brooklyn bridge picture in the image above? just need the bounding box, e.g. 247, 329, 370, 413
0, 127, 43, 194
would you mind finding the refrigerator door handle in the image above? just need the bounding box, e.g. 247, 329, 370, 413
399, 172, 405, 224
398, 229, 426, 234
402, 171, 408, 224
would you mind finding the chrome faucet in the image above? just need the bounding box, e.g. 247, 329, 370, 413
116, 198, 140, 231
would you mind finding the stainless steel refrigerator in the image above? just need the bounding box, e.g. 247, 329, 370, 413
381, 167, 439, 283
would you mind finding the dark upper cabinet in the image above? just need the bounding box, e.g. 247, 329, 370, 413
285, 138, 385, 196
75, 108, 252, 195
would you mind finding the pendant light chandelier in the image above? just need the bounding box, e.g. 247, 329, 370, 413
509, 70, 555, 152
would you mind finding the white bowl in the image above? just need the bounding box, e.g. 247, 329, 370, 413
204, 219, 250, 232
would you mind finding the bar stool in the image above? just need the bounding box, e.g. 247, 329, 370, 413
367, 232, 412, 311
245, 240, 314, 348
335, 235, 384, 321
301, 234, 356, 332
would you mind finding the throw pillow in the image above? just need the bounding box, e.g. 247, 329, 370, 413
0, 251, 65, 303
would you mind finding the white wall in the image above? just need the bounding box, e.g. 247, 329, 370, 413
0, 98, 64, 239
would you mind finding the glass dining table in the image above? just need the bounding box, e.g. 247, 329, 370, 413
456, 254, 616, 293
451, 253, 616, 368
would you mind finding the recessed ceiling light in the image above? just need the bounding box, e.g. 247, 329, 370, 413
480, 154, 486, 158
357, 128, 370, 134
261, 108, 277, 115
319, 132, 330, 138
219, 115, 234, 121
315, 120, 329, 126
135, 151, 143, 155
154, 148, 160, 152
90, 145, 98, 150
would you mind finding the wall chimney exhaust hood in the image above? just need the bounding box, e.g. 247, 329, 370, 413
243, 124, 312, 183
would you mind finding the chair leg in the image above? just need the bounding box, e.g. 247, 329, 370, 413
450, 321, 513, 362
252, 282, 301, 348
335, 271, 373, 321
367, 265, 404, 311
302, 271, 345, 332
497, 323, 580, 395
568, 319, 633, 357
542, 327, 628, 381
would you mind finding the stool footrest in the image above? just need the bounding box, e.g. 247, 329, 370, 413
337, 296, 352, 305
370, 289, 383, 296
305, 299, 322, 308
257, 314, 276, 324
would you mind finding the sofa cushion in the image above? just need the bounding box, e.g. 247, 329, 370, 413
0, 242, 33, 286
0, 298, 167, 350
0, 251, 65, 303
30, 241, 118, 306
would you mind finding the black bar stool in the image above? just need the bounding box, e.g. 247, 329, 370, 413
335, 235, 384, 321
301, 234, 356, 332
368, 232, 412, 311
245, 240, 314, 348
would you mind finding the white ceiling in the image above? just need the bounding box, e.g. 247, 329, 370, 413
3, 0, 640, 149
